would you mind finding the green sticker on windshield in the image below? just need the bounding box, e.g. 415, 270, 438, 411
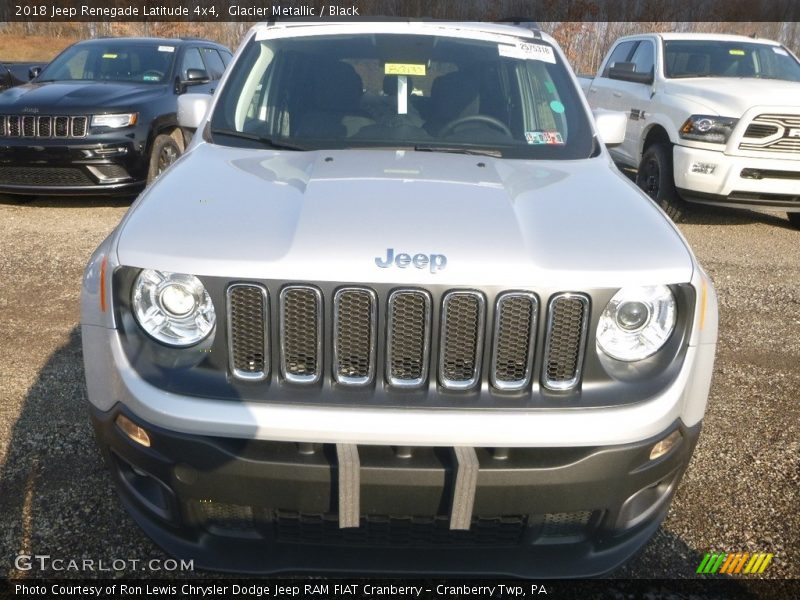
544, 81, 556, 93
729, 49, 745, 56
550, 100, 565, 114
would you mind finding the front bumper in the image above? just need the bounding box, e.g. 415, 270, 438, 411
91, 403, 701, 577
0, 138, 147, 195
673, 144, 800, 211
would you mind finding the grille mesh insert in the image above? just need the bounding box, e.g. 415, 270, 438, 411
274, 511, 526, 547
440, 292, 484, 388
387, 291, 430, 386
228, 285, 268, 379
493, 293, 536, 388
334, 289, 375, 384
281, 286, 321, 383
0, 166, 92, 186
543, 295, 588, 390
541, 511, 592, 538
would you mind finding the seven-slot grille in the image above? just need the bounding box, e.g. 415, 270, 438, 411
0, 114, 88, 138
739, 114, 800, 154
228, 284, 591, 392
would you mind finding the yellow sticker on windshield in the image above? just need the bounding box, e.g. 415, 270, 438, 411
385, 63, 426, 76
102, 53, 118, 59
729, 49, 745, 56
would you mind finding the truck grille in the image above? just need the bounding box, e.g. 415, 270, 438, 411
0, 114, 88, 138
739, 114, 800, 154
228, 284, 591, 392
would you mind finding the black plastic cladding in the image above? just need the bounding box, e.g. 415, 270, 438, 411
113, 268, 696, 410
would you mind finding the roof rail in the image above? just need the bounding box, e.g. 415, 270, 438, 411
494, 18, 542, 37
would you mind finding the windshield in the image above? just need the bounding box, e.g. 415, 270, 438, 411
210, 32, 594, 159
38, 42, 176, 84
664, 40, 800, 81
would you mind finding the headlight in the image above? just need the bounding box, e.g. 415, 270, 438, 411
597, 285, 676, 361
132, 269, 215, 347
679, 115, 738, 144
91, 113, 138, 128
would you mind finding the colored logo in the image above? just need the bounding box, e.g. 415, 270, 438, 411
696, 552, 774, 575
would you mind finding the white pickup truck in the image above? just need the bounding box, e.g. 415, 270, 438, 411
579, 33, 800, 228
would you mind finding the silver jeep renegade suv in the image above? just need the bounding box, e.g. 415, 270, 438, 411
81, 21, 718, 577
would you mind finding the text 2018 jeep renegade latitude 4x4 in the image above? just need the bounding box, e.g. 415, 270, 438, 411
81, 21, 718, 577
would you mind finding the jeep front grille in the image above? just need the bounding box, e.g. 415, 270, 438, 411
227, 284, 269, 381
0, 114, 88, 138
227, 284, 591, 392
542, 294, 589, 391
739, 114, 800, 155
280, 285, 323, 384
491, 292, 538, 391
386, 290, 431, 388
333, 288, 377, 386
439, 291, 485, 389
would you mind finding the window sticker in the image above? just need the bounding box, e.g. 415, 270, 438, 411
549, 100, 565, 114
158, 45, 175, 53
102, 53, 118, 59
773, 47, 789, 56
384, 63, 426, 76
498, 42, 556, 64
729, 49, 745, 56
143, 74, 160, 81
525, 130, 564, 145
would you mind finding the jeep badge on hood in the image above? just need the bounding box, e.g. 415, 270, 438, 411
375, 248, 447, 273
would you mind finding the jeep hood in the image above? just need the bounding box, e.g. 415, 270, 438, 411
0, 80, 169, 112
661, 77, 800, 116
116, 144, 694, 288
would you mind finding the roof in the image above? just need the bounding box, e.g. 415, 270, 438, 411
74, 36, 224, 46
251, 20, 552, 43
619, 32, 780, 45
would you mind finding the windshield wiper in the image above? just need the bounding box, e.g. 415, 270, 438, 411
210, 128, 306, 151
413, 144, 502, 157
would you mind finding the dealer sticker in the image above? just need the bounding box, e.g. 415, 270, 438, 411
498, 42, 556, 64
158, 45, 175, 53
385, 63, 426, 76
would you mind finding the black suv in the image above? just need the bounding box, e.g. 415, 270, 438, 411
0, 37, 232, 198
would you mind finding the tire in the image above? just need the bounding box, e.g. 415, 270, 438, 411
636, 143, 688, 223
146, 134, 182, 185
788, 213, 800, 230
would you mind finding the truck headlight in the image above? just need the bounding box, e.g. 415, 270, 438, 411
132, 269, 215, 346
679, 115, 738, 144
91, 113, 138, 128
597, 285, 676, 361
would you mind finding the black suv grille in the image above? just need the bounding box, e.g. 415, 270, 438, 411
0, 114, 88, 138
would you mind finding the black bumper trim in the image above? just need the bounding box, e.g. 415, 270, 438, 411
678, 188, 800, 209
90, 403, 701, 577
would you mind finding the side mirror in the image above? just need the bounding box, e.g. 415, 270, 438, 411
178, 93, 212, 129
593, 109, 627, 147
608, 62, 654, 85
29, 66, 42, 80
183, 68, 210, 85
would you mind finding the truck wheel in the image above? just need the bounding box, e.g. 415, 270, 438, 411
636, 144, 688, 222
788, 213, 800, 230
147, 134, 182, 185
